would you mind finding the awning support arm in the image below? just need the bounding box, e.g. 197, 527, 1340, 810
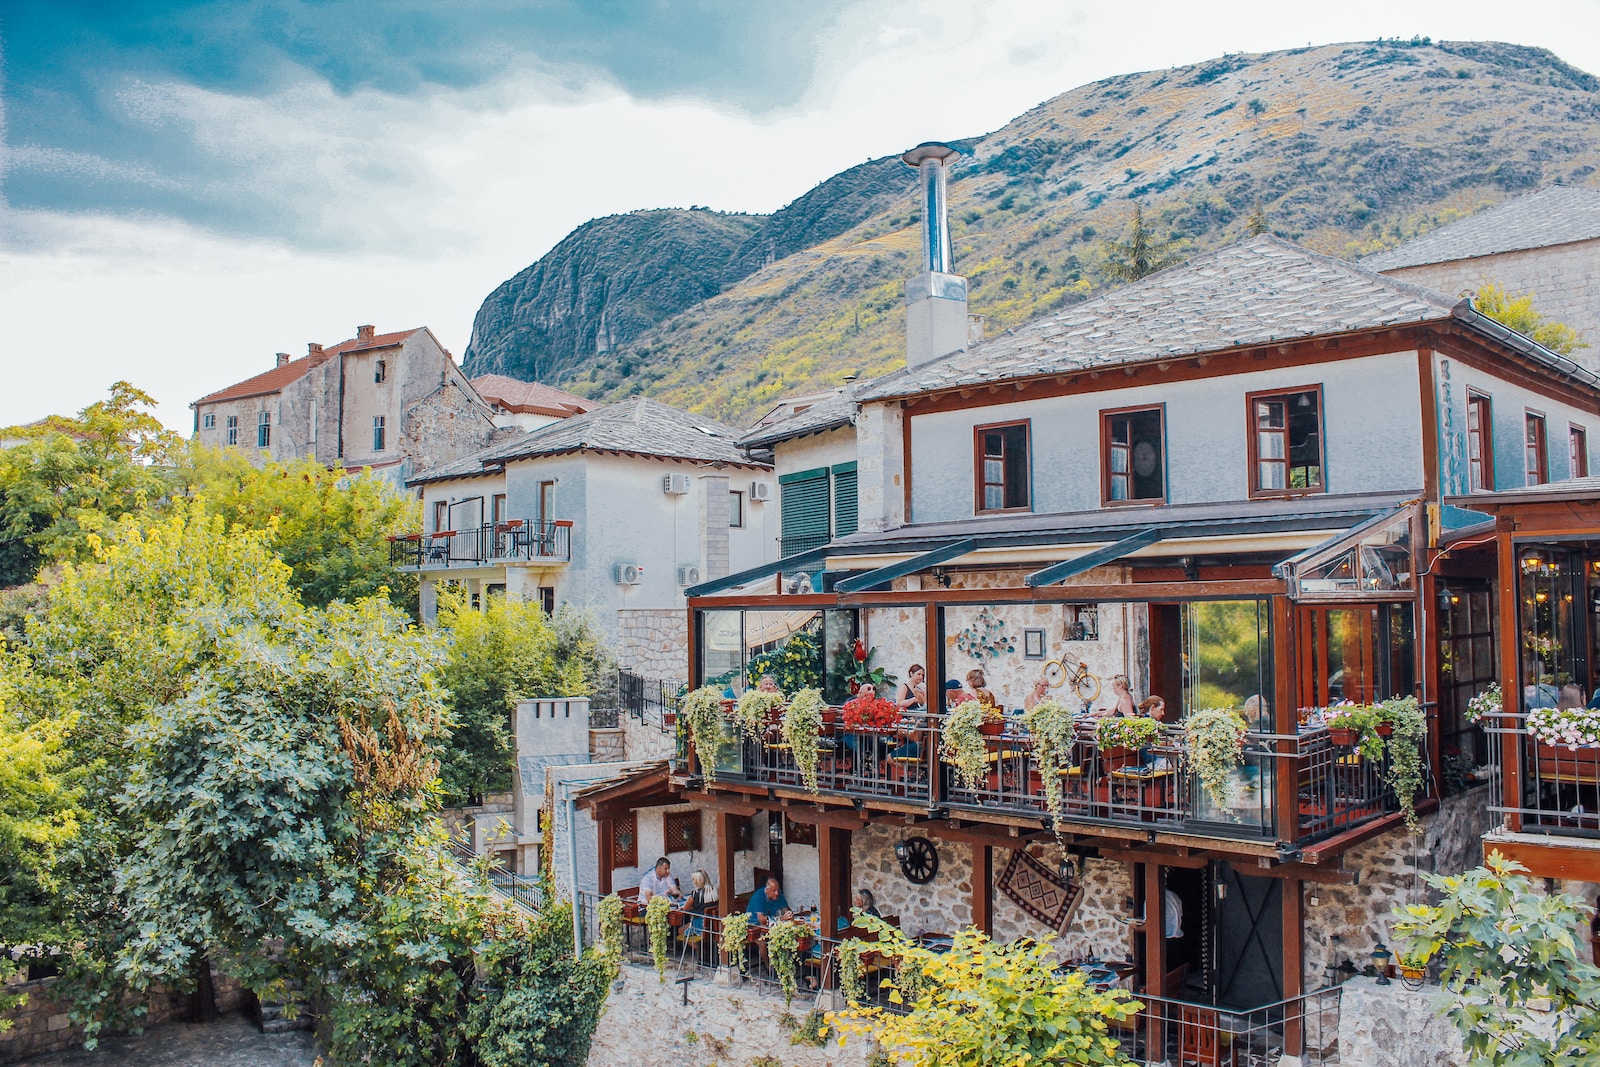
834, 539, 978, 593
1024, 528, 1162, 587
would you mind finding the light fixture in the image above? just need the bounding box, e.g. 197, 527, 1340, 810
1438, 583, 1458, 608
893, 841, 908, 862
930, 567, 952, 588
1296, 393, 1312, 408
1371, 942, 1392, 986
769, 818, 784, 844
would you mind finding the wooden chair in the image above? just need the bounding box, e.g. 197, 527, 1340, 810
1179, 1004, 1235, 1067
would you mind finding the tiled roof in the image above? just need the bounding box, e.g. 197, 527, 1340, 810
738, 387, 857, 448
470, 374, 597, 417
1361, 185, 1600, 271
859, 236, 1458, 402
194, 328, 425, 405
409, 395, 767, 485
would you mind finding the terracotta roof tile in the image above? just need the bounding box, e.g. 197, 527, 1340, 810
469, 375, 597, 417
194, 328, 425, 405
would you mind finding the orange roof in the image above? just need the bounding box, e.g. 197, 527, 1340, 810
469, 374, 596, 418
194, 328, 425, 405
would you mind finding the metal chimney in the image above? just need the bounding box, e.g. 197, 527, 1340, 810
901, 142, 968, 367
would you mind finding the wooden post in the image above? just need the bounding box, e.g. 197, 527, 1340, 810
717, 811, 739, 965
597, 815, 614, 895
1272, 595, 1300, 846
1497, 527, 1523, 833
1143, 863, 1167, 1058
1282, 876, 1305, 1058
819, 825, 842, 936
926, 602, 945, 807
973, 845, 993, 935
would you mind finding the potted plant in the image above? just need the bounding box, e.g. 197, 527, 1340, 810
646, 894, 673, 982
734, 688, 786, 741
720, 911, 750, 973
1463, 683, 1502, 726
844, 639, 896, 694
1096, 716, 1161, 773
942, 699, 992, 791
841, 692, 901, 731
1021, 697, 1077, 821
682, 685, 731, 783
1378, 695, 1429, 831
1327, 705, 1384, 762
765, 917, 808, 1006
1526, 704, 1600, 783
783, 687, 828, 794
1184, 708, 1249, 809
1397, 952, 1428, 991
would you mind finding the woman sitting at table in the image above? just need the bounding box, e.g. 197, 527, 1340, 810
681, 868, 718, 936
1137, 696, 1172, 770
895, 664, 928, 710
1023, 677, 1052, 712
1108, 674, 1137, 718
967, 669, 997, 710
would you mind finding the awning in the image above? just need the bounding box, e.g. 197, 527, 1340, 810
686, 544, 831, 598
1024, 529, 1162, 587
833, 538, 977, 593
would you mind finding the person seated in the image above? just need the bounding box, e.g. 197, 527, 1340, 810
1024, 678, 1052, 712
944, 678, 975, 708
1137, 696, 1171, 769
839, 887, 882, 930
1559, 683, 1586, 711
896, 664, 928, 710
756, 673, 781, 694
679, 868, 718, 940
746, 876, 792, 925
639, 857, 677, 905
967, 668, 997, 710
1109, 675, 1137, 717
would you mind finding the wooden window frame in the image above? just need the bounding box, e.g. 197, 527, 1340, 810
492, 493, 508, 527
538, 480, 556, 527
973, 419, 1032, 514
1246, 384, 1326, 499
373, 415, 386, 452
612, 813, 638, 869
1100, 403, 1167, 507
433, 500, 448, 534
1466, 390, 1494, 492
1571, 423, 1589, 479
663, 810, 703, 853
1525, 410, 1548, 486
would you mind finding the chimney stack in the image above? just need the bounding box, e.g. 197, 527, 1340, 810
356, 324, 376, 344
275, 352, 291, 368
901, 143, 968, 367
308, 342, 324, 357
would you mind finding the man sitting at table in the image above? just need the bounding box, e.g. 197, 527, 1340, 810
640, 857, 678, 904
746, 876, 792, 924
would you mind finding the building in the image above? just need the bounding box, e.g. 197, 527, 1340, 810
191, 325, 497, 482
1362, 185, 1600, 363
396, 395, 776, 675
470, 374, 597, 432
739, 387, 859, 560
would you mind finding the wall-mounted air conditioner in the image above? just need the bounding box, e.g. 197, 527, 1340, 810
750, 481, 772, 501
678, 564, 702, 587
663, 474, 692, 495
614, 563, 642, 585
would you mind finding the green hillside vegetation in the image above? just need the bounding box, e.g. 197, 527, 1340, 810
471, 39, 1600, 426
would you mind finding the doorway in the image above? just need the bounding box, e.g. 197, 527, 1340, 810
1209, 864, 1283, 1010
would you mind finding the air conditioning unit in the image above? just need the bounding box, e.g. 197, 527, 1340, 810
614, 563, 642, 585
678, 564, 703, 587
663, 474, 692, 495
749, 481, 772, 501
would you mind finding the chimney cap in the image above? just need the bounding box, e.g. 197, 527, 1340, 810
275, 352, 291, 367
356, 324, 376, 343
308, 342, 324, 356
902, 142, 960, 167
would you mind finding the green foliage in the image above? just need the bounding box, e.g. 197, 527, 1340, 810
765, 918, 807, 1007
646, 894, 672, 981
1392, 852, 1600, 1066
1377, 695, 1428, 831
837, 937, 867, 1006
682, 686, 731, 783
790, 1010, 831, 1046
1100, 205, 1183, 283
1095, 715, 1162, 751
733, 688, 785, 741
720, 911, 750, 972
1021, 698, 1077, 822
830, 917, 1141, 1066
1183, 709, 1248, 809
783, 687, 827, 794
1327, 705, 1387, 763
941, 700, 992, 792
746, 626, 823, 693
1474, 281, 1588, 355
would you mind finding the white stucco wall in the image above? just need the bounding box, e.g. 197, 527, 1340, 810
773, 427, 858, 480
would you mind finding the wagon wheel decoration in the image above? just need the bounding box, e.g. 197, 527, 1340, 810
896, 836, 940, 885
1043, 660, 1101, 703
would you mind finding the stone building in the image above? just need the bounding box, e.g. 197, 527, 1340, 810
190, 324, 498, 483
470, 374, 596, 432
1362, 184, 1600, 365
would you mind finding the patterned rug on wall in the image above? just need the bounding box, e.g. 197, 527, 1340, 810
997, 848, 1083, 933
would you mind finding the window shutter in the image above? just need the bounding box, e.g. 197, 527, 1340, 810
779, 467, 830, 552
832, 462, 858, 538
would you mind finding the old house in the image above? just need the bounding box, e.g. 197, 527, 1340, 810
191, 325, 497, 482
470, 374, 596, 432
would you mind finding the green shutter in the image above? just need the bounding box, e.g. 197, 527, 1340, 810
832, 463, 858, 538
780, 469, 830, 548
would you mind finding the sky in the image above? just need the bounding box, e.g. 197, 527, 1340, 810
3, 0, 1600, 431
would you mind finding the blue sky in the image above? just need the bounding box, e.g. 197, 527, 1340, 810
2, 1, 1599, 429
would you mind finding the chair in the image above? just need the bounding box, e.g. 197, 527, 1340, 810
617, 886, 645, 949
1179, 1004, 1235, 1067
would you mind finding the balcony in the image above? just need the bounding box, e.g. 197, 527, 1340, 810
388, 519, 572, 571
681, 713, 1401, 847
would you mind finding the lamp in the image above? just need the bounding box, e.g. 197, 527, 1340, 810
1335, 959, 1359, 984
1371, 942, 1392, 985
769, 818, 784, 844
893, 841, 908, 863
1438, 583, 1458, 608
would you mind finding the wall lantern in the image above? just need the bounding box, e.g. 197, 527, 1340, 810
1371, 942, 1392, 986
769, 818, 784, 844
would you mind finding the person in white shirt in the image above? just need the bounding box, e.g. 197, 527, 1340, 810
639, 857, 676, 904
1163, 887, 1184, 940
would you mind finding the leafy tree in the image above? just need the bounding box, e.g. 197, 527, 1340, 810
1101, 206, 1183, 283
1474, 281, 1588, 355
830, 918, 1141, 1065
1392, 851, 1600, 1066
1246, 201, 1270, 236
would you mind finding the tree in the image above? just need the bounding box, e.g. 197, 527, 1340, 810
1474, 281, 1588, 356
830, 919, 1141, 1066
1246, 201, 1270, 237
1392, 851, 1600, 1066
1101, 206, 1183, 283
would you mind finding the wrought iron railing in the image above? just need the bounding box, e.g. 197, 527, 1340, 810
446, 836, 542, 914
388, 520, 573, 568
617, 669, 684, 734
1107, 986, 1343, 1067
1484, 711, 1600, 838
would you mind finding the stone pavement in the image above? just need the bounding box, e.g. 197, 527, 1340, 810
16, 1013, 320, 1067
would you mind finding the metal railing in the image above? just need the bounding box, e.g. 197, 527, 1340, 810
1484, 711, 1600, 837
447, 836, 543, 914
683, 715, 1401, 845
388, 520, 573, 569
617, 670, 684, 734
1107, 986, 1343, 1067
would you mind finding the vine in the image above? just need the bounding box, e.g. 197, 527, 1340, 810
735, 689, 787, 741
681, 685, 730, 782
598, 893, 625, 965
1378, 695, 1428, 832
645, 894, 672, 982
765, 919, 808, 1006
720, 912, 750, 972
1184, 708, 1248, 809
784, 687, 828, 794
837, 938, 867, 1006
1021, 698, 1077, 823
941, 700, 992, 792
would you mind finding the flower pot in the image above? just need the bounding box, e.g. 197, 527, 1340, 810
1374, 721, 1394, 739
720, 698, 737, 714
821, 707, 840, 726
1535, 742, 1600, 783
662, 712, 677, 728
1399, 966, 1426, 991
1329, 728, 1359, 748
978, 720, 1006, 738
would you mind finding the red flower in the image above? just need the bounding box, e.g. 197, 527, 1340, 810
842, 695, 901, 730
852, 639, 868, 663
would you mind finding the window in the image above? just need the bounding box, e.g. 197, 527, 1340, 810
538, 480, 556, 527
780, 468, 830, 555
832, 461, 858, 537
433, 500, 448, 533
538, 586, 556, 616
729, 490, 744, 528
373, 415, 386, 452
1248, 387, 1323, 496
202, 413, 215, 430
375, 359, 387, 383
257, 411, 271, 448
975, 421, 1031, 512
492, 493, 507, 528
226, 415, 238, 445
1572, 424, 1589, 478
663, 810, 702, 853
611, 814, 638, 869
1466, 392, 1494, 491
1102, 406, 1165, 503
1525, 412, 1548, 485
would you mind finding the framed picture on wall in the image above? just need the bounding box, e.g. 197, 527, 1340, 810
1023, 627, 1046, 659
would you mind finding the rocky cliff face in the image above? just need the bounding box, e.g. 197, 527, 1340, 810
467, 40, 1600, 423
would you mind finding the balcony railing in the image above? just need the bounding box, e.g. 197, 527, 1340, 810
388, 520, 572, 569
681, 714, 1401, 845
1484, 711, 1600, 838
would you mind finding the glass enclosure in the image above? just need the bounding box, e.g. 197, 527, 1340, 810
1295, 512, 1415, 596
697, 607, 859, 704
1181, 599, 1274, 728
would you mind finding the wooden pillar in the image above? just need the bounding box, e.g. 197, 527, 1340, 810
1282, 876, 1305, 1058
1497, 528, 1523, 833
973, 845, 993, 936
926, 602, 945, 807
597, 815, 614, 895
1143, 862, 1167, 1058
1272, 595, 1300, 846
717, 811, 739, 965
819, 826, 843, 936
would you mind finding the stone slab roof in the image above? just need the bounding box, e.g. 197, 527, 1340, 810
195, 328, 425, 405
1445, 474, 1600, 509
738, 387, 857, 448
1361, 185, 1600, 272
470, 374, 597, 417
860, 237, 1458, 402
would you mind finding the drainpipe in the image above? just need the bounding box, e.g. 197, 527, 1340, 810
559, 778, 583, 959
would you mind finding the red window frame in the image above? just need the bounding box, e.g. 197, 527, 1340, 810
1525, 411, 1548, 486
1571, 424, 1589, 479
1466, 391, 1494, 492
1246, 385, 1325, 498
1100, 404, 1166, 506
973, 420, 1032, 513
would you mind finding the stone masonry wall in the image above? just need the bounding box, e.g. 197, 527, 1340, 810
851, 824, 974, 935
621, 712, 677, 762
1, 971, 247, 1062
617, 609, 688, 680
587, 962, 873, 1067
1338, 977, 1467, 1067
991, 848, 1133, 963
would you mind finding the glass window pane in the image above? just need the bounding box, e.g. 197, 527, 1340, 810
1259, 432, 1285, 460
1260, 462, 1285, 490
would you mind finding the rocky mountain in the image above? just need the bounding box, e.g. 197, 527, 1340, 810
466, 39, 1600, 425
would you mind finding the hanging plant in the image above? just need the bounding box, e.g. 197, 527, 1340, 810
720, 911, 750, 973
1184, 708, 1248, 809
1096, 715, 1161, 752
942, 700, 992, 792
646, 894, 673, 982
784, 688, 828, 793
1378, 695, 1429, 832
598, 893, 626, 964
735, 689, 787, 741
1327, 705, 1385, 763
766, 919, 809, 1006
1021, 698, 1077, 821
1463, 683, 1502, 726
682, 685, 731, 782
837, 938, 867, 1006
